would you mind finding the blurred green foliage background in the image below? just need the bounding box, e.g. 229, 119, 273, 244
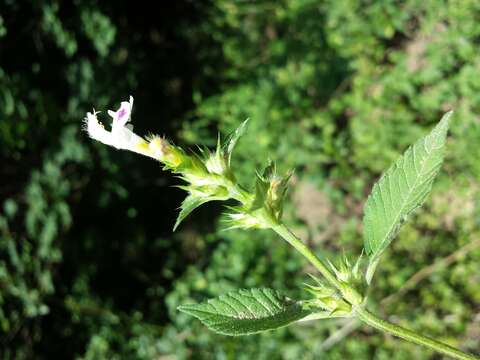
1, 0, 480, 358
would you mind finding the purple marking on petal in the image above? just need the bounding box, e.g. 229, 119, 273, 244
118, 108, 127, 119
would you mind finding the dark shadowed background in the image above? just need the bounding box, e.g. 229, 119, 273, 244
1, 1, 480, 359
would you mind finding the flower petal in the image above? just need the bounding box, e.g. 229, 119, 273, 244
109, 96, 134, 127
84, 111, 115, 147
111, 124, 145, 150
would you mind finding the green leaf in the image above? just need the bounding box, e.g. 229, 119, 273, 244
173, 194, 210, 231
223, 119, 249, 166
363, 111, 452, 284
178, 288, 310, 336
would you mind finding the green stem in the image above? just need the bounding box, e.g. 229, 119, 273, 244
356, 308, 479, 360
270, 222, 479, 360
271, 223, 344, 291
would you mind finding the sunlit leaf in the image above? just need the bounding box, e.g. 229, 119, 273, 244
178, 288, 310, 336
363, 111, 452, 283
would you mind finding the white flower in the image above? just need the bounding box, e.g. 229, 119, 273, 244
84, 96, 150, 156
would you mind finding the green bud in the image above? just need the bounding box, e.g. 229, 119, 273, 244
304, 287, 352, 316
224, 212, 267, 230
328, 253, 364, 285
320, 259, 365, 307
252, 161, 292, 222
205, 152, 228, 176
304, 275, 353, 316
339, 283, 364, 306
147, 136, 185, 168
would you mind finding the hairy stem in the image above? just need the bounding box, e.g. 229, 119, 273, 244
356, 308, 479, 360
270, 222, 479, 359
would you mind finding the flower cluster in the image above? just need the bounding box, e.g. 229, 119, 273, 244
84, 96, 292, 231
83, 96, 260, 229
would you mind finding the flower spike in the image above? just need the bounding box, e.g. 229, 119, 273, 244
84, 98, 251, 230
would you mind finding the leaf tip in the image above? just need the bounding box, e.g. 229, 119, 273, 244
440, 110, 454, 127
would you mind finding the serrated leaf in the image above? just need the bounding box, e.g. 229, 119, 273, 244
173, 195, 210, 231
178, 288, 310, 336
363, 111, 452, 283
